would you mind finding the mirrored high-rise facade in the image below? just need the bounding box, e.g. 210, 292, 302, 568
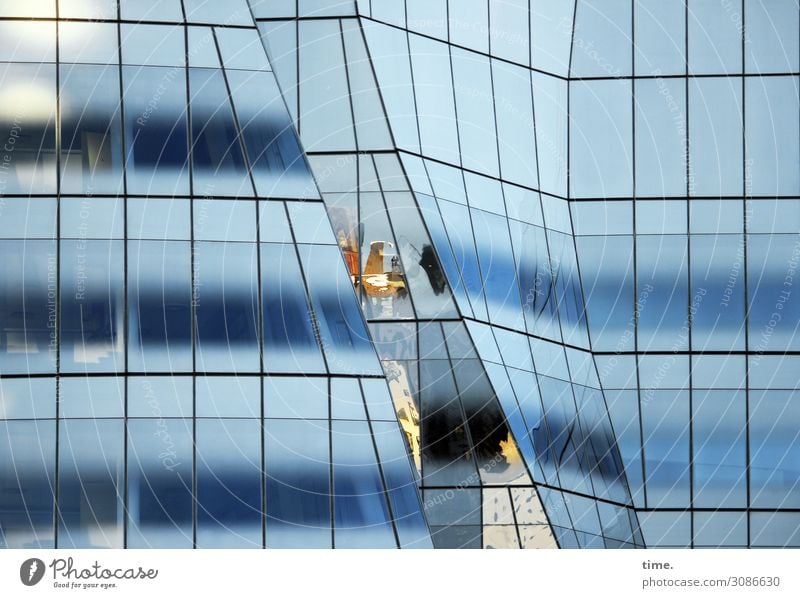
1, 0, 798, 549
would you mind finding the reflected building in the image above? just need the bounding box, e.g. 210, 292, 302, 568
1, 1, 798, 549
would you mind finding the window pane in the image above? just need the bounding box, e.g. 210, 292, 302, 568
0, 240, 57, 374
688, 0, 743, 74
61, 65, 122, 193
265, 419, 331, 548
693, 390, 747, 508
570, 79, 633, 198
196, 419, 262, 548
261, 243, 326, 374
298, 244, 382, 375
635, 78, 687, 197
123, 66, 189, 195
332, 420, 396, 548
642, 390, 690, 508
689, 77, 743, 197
0, 64, 57, 194
189, 68, 252, 196
0, 420, 55, 548
227, 70, 318, 198
127, 418, 193, 548
60, 240, 124, 373
194, 242, 259, 372
58, 419, 124, 548
745, 76, 800, 196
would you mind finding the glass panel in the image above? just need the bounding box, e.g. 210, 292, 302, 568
0, 240, 57, 374
409, 34, 459, 164
195, 419, 262, 548
419, 360, 479, 486
0, 420, 55, 548
745, 0, 800, 73
571, 0, 632, 77
636, 235, 689, 352
260, 243, 326, 374
59, 376, 124, 419
750, 390, 800, 508
127, 418, 193, 548
297, 20, 354, 152
371, 420, 432, 548
196, 376, 260, 418
690, 234, 746, 351
641, 390, 690, 508
265, 419, 331, 548
194, 242, 259, 372
123, 66, 189, 195
570, 79, 633, 198
58, 419, 124, 548
332, 420, 396, 548
128, 240, 192, 373
693, 390, 747, 508
189, 68, 252, 196
452, 48, 498, 176
492, 60, 538, 188
298, 244, 382, 375
264, 376, 328, 420
634, 0, 686, 75
689, 77, 743, 196
745, 76, 800, 196
688, 0, 743, 74
635, 78, 687, 197
226, 70, 318, 198
0, 21, 56, 63
60, 240, 124, 373
0, 64, 57, 194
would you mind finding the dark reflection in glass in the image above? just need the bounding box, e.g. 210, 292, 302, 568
0, 240, 57, 374
58, 419, 124, 548
60, 64, 124, 194
261, 243, 325, 373
0, 420, 55, 548
123, 65, 189, 195
227, 70, 318, 198
59, 240, 124, 373
194, 241, 259, 372
332, 420, 396, 548
265, 418, 331, 548
195, 419, 262, 548
127, 419, 193, 548
128, 240, 192, 372
189, 68, 252, 196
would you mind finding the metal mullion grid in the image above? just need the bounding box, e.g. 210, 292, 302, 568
436, 9, 493, 324
53, 0, 62, 549
278, 199, 334, 546
684, 0, 694, 547
178, 0, 198, 549
114, 1, 132, 549
438, 322, 487, 547
209, 25, 266, 548
741, 0, 752, 548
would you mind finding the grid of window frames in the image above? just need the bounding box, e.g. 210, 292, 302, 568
0, 1, 431, 549
257, 0, 800, 548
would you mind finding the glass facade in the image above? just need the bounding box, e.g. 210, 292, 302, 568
1, 0, 798, 549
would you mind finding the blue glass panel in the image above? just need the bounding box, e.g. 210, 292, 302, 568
127, 418, 193, 548
332, 420, 396, 548
196, 419, 262, 548
123, 66, 189, 195
58, 419, 124, 548
0, 420, 55, 548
